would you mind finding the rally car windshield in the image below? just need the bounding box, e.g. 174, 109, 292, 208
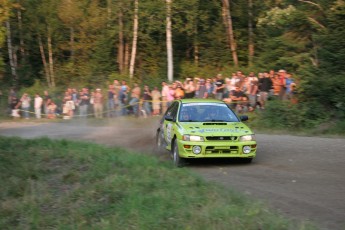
178, 103, 239, 122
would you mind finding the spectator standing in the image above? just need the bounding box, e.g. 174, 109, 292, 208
142, 85, 152, 117
247, 72, 258, 109
20, 93, 31, 119
206, 78, 213, 98
174, 81, 185, 99
62, 92, 75, 119
10, 95, 21, 118
214, 74, 225, 100
93, 88, 104, 118
34, 93, 43, 119
8, 88, 17, 115
196, 78, 208, 99
229, 73, 239, 92
167, 83, 176, 107
107, 84, 115, 117
268, 70, 276, 96
290, 81, 298, 104
230, 86, 248, 113
278, 69, 287, 100
271, 73, 281, 97
284, 73, 295, 100
79, 88, 90, 118
236, 71, 245, 89
129, 83, 141, 116
184, 78, 195, 98
151, 86, 161, 115
248, 79, 258, 111
113, 79, 121, 116
43, 90, 51, 118
161, 81, 170, 114
71, 88, 79, 113
47, 101, 57, 119
119, 80, 129, 116
223, 78, 232, 98
258, 72, 273, 109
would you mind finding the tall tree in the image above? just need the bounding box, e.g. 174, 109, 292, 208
221, 0, 238, 67
166, 0, 173, 82
58, 0, 84, 62
117, 5, 125, 74
129, 0, 139, 80
247, 0, 254, 67
6, 20, 17, 86
0, 0, 12, 74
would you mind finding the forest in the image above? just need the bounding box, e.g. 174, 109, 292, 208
0, 0, 345, 129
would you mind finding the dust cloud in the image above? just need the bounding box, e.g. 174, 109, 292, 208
0, 116, 160, 154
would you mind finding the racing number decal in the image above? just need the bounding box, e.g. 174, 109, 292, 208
166, 123, 173, 144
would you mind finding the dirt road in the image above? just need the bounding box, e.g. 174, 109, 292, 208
1, 118, 345, 230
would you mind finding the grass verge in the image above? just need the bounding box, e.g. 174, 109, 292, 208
0, 136, 315, 230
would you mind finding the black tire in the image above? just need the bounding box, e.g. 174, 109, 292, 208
154, 129, 165, 153
172, 140, 185, 167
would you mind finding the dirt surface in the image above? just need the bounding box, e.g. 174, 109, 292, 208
1, 118, 345, 230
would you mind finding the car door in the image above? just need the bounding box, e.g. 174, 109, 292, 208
163, 101, 179, 150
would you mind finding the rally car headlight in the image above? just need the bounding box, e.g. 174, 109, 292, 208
182, 135, 204, 142
240, 134, 256, 142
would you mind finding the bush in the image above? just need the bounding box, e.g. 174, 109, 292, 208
257, 99, 328, 130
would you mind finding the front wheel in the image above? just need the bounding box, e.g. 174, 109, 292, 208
172, 140, 185, 167
154, 130, 165, 153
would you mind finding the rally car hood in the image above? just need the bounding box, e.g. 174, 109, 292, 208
177, 122, 253, 136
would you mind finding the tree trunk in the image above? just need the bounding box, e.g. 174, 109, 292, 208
70, 27, 75, 61
38, 36, 51, 87
124, 42, 129, 74
221, 0, 238, 67
6, 21, 18, 87
194, 24, 199, 66
194, 44, 199, 66
47, 27, 55, 87
129, 0, 139, 80
166, 0, 173, 82
106, 0, 112, 27
17, 9, 25, 60
118, 9, 124, 74
248, 0, 254, 67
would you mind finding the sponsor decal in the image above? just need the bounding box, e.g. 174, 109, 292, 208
166, 123, 173, 144
198, 128, 242, 133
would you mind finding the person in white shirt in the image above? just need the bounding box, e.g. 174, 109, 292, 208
20, 93, 31, 119
161, 81, 170, 114
34, 93, 43, 119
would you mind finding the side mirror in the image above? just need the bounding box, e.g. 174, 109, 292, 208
164, 114, 174, 121
239, 115, 248, 121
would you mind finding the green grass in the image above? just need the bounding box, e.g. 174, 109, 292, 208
0, 136, 316, 230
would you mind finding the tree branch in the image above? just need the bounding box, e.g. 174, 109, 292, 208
298, 0, 323, 11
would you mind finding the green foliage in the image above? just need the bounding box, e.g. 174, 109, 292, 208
0, 0, 345, 128
17, 79, 45, 96
256, 99, 328, 130
0, 136, 316, 229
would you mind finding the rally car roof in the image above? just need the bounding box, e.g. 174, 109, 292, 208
177, 98, 225, 104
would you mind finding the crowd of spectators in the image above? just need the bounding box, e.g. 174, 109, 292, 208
6, 69, 296, 119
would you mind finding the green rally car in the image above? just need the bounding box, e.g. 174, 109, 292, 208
155, 99, 257, 167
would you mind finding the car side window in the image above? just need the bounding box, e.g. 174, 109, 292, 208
170, 102, 179, 120
165, 102, 179, 121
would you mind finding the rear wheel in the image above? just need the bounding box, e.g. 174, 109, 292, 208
172, 140, 185, 167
